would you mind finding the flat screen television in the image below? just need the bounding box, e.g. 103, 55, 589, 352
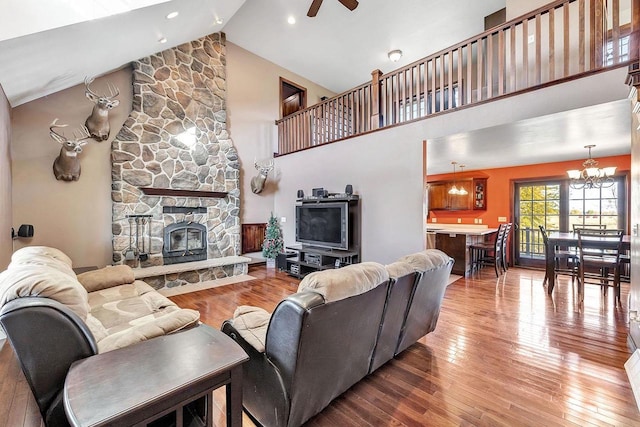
295, 202, 349, 250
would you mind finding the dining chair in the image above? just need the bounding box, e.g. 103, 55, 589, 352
539, 225, 579, 286
469, 224, 507, 277
500, 223, 513, 272
576, 228, 624, 304
573, 224, 607, 232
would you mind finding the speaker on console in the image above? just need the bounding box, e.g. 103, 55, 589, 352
297, 189, 304, 198
345, 184, 353, 195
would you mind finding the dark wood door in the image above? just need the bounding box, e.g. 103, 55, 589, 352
283, 93, 303, 117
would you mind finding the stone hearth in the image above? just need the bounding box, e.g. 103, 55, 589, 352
111, 32, 246, 283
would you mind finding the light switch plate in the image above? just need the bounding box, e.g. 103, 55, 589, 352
498, 216, 507, 222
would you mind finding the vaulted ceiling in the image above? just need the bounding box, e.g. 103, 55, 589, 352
0, 0, 632, 173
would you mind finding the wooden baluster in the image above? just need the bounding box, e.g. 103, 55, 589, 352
498, 30, 505, 95
523, 19, 529, 88
457, 49, 463, 106
467, 44, 473, 103
448, 51, 454, 108
579, 0, 586, 72
549, 7, 556, 81
590, 0, 604, 69
487, 33, 494, 99
564, 2, 570, 76
477, 40, 484, 101
535, 13, 542, 84
612, 0, 620, 65
409, 67, 414, 120
510, 25, 517, 91
430, 58, 437, 113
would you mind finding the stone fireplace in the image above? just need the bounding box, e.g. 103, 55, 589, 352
111, 33, 245, 284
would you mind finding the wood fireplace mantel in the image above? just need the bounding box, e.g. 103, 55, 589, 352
140, 188, 228, 198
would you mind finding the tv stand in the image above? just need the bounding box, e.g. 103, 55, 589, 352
282, 245, 360, 279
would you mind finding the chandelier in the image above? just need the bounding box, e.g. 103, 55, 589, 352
448, 161, 468, 196
567, 145, 616, 189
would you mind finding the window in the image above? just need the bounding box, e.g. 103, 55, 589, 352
568, 184, 621, 229
515, 177, 626, 265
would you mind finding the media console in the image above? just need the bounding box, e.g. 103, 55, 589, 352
281, 245, 360, 278
282, 194, 360, 278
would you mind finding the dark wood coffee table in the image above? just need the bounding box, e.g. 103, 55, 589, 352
63, 325, 248, 427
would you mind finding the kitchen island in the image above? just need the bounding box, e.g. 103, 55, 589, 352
426, 225, 498, 276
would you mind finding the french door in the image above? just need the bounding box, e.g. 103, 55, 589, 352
514, 178, 626, 267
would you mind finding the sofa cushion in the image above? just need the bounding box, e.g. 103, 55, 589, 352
398, 249, 452, 273
11, 246, 73, 268
230, 305, 271, 353
89, 280, 180, 328
0, 263, 89, 320
86, 279, 200, 353
10, 246, 76, 279
297, 262, 389, 303
385, 261, 416, 280
77, 265, 135, 293
93, 307, 200, 353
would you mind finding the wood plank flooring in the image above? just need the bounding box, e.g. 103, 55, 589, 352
1, 265, 639, 426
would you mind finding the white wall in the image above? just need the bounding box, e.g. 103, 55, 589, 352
11, 69, 132, 267
226, 42, 335, 225
0, 84, 12, 270
274, 67, 630, 264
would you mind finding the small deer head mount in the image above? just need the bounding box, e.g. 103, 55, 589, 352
251, 159, 274, 194
84, 76, 120, 141
49, 119, 91, 182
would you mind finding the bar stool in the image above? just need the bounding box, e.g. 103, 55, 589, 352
469, 224, 507, 277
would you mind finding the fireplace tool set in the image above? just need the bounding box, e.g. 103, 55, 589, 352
124, 214, 152, 265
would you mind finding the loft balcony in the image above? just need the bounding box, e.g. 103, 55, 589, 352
275, 0, 640, 156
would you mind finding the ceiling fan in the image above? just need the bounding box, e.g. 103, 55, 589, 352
307, 0, 359, 17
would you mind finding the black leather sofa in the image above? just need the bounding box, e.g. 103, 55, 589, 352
222, 249, 454, 427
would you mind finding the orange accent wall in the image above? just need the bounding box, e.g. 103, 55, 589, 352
426, 155, 631, 228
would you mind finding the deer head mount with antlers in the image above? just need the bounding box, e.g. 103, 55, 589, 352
84, 77, 120, 141
49, 119, 92, 182
251, 159, 274, 194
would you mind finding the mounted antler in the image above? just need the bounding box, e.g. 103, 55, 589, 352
49, 119, 92, 181
251, 159, 274, 194
84, 76, 120, 141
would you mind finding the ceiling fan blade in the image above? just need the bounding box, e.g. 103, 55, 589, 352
307, 0, 323, 17
338, 0, 359, 11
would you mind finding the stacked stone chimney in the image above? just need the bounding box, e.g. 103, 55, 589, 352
111, 33, 240, 267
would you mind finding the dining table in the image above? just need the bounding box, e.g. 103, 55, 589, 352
545, 231, 631, 294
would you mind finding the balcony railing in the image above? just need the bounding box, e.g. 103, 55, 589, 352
276, 0, 640, 155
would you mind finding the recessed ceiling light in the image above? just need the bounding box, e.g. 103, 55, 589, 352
215, 17, 224, 25
159, 37, 167, 44
288, 16, 296, 25
166, 11, 179, 19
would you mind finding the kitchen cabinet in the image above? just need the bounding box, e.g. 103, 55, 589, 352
427, 178, 487, 211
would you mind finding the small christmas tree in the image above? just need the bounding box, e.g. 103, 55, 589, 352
262, 213, 284, 259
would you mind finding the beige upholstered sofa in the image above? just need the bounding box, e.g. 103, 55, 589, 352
222, 249, 454, 427
0, 246, 200, 426
0, 246, 200, 352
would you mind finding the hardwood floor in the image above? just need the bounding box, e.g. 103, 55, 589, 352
1, 265, 638, 426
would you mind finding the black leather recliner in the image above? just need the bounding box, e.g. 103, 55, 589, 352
0, 298, 98, 427
222, 262, 390, 427
222, 251, 454, 427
